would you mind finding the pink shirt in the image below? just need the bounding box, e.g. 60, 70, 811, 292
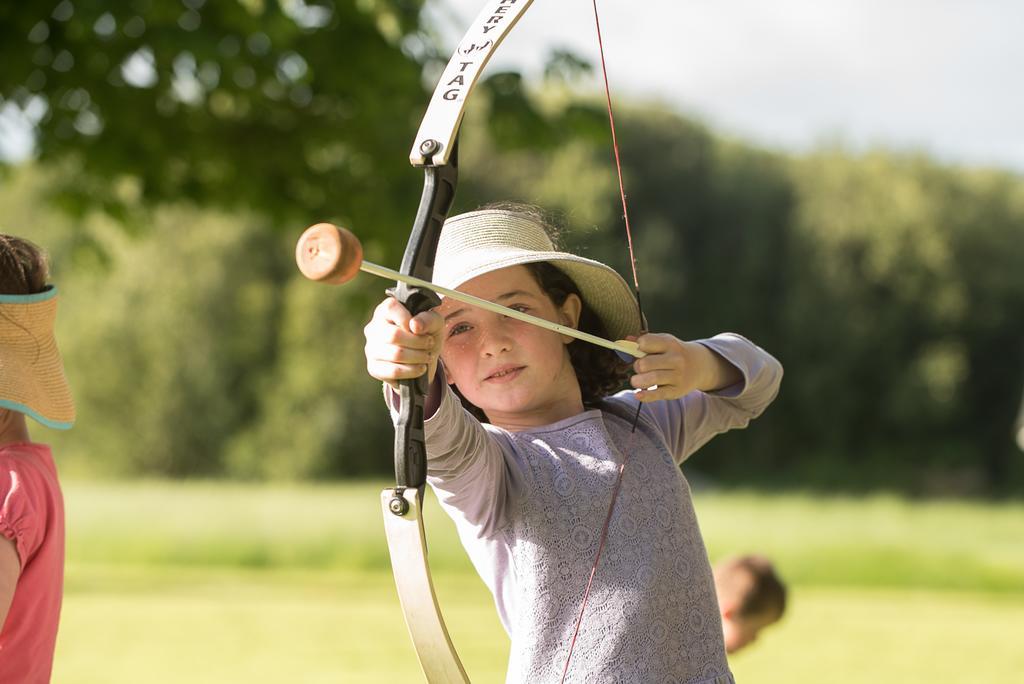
0, 443, 65, 683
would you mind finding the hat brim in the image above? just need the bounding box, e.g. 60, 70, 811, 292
438, 249, 643, 342
0, 287, 75, 430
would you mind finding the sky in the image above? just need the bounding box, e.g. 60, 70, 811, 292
433, 0, 1024, 172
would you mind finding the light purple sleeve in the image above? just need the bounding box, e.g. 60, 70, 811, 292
385, 372, 514, 538
384, 374, 521, 631
614, 333, 783, 464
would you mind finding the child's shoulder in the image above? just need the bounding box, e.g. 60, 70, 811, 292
0, 443, 58, 489
0, 442, 53, 463
594, 392, 675, 444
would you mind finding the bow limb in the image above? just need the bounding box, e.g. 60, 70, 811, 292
411, 0, 536, 166
381, 488, 467, 683
382, 2, 535, 682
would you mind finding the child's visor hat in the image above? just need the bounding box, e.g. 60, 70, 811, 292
434, 210, 644, 341
0, 286, 75, 430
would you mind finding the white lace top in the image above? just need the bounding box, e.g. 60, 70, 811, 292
405, 333, 782, 683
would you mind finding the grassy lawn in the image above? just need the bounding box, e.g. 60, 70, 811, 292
53, 480, 1024, 683
56, 565, 508, 683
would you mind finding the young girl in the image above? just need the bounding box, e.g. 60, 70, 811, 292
0, 235, 73, 682
364, 206, 782, 682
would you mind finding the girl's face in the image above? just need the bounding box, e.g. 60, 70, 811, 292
437, 265, 583, 429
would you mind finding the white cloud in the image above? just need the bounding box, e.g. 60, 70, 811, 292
435, 0, 1024, 171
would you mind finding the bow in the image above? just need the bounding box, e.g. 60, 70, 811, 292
380, 2, 536, 681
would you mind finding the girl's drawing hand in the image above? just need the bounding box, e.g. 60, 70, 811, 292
629, 333, 742, 402
364, 296, 444, 390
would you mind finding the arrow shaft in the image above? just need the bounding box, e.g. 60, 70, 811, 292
359, 260, 643, 358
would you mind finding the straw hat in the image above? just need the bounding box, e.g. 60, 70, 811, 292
0, 286, 75, 430
434, 209, 643, 341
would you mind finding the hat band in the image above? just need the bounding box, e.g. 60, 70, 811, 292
0, 284, 58, 304
0, 398, 73, 430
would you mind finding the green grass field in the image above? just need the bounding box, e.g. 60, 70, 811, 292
52, 481, 1024, 683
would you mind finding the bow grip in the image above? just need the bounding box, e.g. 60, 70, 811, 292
389, 149, 457, 490
389, 283, 441, 489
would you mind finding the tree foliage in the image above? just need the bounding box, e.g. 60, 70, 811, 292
0, 0, 601, 248
1, 0, 430, 242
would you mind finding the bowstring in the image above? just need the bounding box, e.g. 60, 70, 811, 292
559, 2, 646, 680
591, 0, 644, 322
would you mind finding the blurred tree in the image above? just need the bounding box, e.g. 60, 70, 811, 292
35, 203, 288, 475
14, 163, 393, 478
223, 272, 391, 480
784, 151, 1024, 492
0, 0, 428, 241
944, 170, 1024, 490
0, 1, 597, 246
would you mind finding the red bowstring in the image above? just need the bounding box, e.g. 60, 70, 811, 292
558, 420, 638, 683
591, 0, 642, 302
559, 2, 644, 680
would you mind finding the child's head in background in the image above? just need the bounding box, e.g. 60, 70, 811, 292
714, 554, 786, 653
0, 234, 49, 295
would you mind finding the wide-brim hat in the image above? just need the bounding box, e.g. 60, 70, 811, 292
433, 210, 643, 341
0, 286, 75, 430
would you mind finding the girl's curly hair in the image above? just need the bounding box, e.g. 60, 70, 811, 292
450, 205, 632, 421
0, 234, 48, 296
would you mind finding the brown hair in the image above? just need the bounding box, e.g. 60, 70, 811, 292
525, 261, 631, 403
0, 234, 49, 296
715, 554, 787, 620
